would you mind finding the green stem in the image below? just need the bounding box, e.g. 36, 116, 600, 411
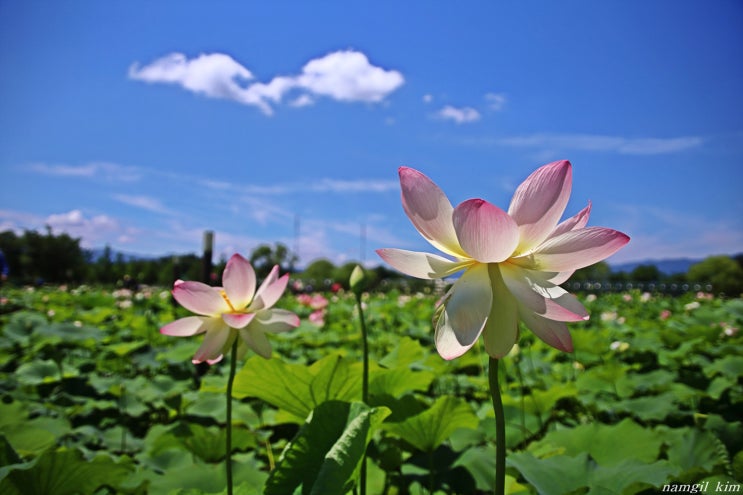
354, 293, 369, 495
226, 338, 238, 495
488, 357, 506, 495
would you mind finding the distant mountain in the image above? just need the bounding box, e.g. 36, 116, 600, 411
611, 258, 701, 275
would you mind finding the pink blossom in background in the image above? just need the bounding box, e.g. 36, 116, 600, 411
309, 309, 326, 326
160, 253, 299, 364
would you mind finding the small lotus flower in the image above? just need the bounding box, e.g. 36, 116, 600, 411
161, 253, 299, 364
377, 160, 629, 360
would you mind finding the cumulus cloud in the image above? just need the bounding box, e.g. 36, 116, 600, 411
436, 105, 481, 124
45, 210, 127, 247
422, 94, 433, 104
129, 50, 404, 115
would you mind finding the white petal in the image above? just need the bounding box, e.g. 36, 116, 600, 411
222, 254, 256, 310
192, 318, 231, 364
452, 199, 519, 263
508, 160, 572, 254
434, 264, 491, 359
481, 264, 519, 358
239, 326, 272, 359
519, 309, 574, 353
250, 266, 289, 311
376, 248, 471, 279
501, 264, 588, 322
222, 312, 256, 329
399, 166, 468, 258
549, 202, 591, 239
172, 281, 229, 316
252, 309, 300, 334
160, 316, 206, 337
528, 227, 630, 272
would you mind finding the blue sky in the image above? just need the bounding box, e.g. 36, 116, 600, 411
1, 1, 742, 268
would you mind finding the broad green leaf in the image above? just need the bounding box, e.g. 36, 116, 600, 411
232, 353, 361, 420
106, 340, 148, 356
586, 458, 678, 494
379, 336, 426, 369
507, 451, 589, 495
0, 448, 133, 495
147, 422, 256, 463
3, 417, 71, 457
0, 435, 22, 479
531, 418, 664, 466
2, 311, 47, 346
146, 452, 267, 494
661, 427, 729, 476
508, 452, 677, 495
265, 400, 390, 495
613, 391, 685, 421
15, 360, 76, 385
576, 361, 630, 398
705, 355, 743, 379
369, 367, 435, 398
384, 396, 478, 452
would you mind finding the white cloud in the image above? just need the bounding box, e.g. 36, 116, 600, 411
485, 92, 507, 111
201, 175, 398, 196
436, 105, 481, 124
129, 50, 404, 115
307, 178, 399, 193
462, 133, 704, 155
289, 94, 315, 108
128, 53, 272, 114
422, 94, 433, 104
112, 194, 173, 215
27, 162, 141, 182
293, 50, 404, 103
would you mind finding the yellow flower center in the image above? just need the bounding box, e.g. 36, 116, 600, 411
219, 289, 236, 312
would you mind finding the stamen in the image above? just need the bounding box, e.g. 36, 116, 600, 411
220, 289, 236, 312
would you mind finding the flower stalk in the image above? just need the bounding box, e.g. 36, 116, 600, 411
488, 357, 506, 495
350, 265, 369, 495
226, 337, 238, 495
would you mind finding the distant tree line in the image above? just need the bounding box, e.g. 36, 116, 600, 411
1, 229, 741, 296
568, 255, 743, 296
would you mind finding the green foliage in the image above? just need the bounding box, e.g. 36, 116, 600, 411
0, 285, 741, 494
688, 255, 743, 295
265, 401, 390, 495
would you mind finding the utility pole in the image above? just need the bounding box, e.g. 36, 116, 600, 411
202, 230, 214, 283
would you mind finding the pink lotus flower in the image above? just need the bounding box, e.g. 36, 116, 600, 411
377, 161, 629, 360
160, 253, 299, 364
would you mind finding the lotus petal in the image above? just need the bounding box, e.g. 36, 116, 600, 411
453, 199, 519, 263
509, 160, 572, 254
376, 248, 471, 279
400, 167, 468, 258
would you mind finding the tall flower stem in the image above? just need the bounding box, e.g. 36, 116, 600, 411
353, 291, 369, 495
226, 338, 238, 495
488, 357, 506, 495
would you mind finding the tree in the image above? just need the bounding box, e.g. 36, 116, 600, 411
688, 255, 743, 296
249, 243, 297, 279
570, 261, 611, 282
630, 264, 661, 283
300, 259, 336, 284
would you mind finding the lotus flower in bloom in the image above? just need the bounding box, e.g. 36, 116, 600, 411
161, 253, 299, 364
377, 161, 629, 360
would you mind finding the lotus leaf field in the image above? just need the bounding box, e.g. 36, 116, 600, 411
0, 284, 741, 494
